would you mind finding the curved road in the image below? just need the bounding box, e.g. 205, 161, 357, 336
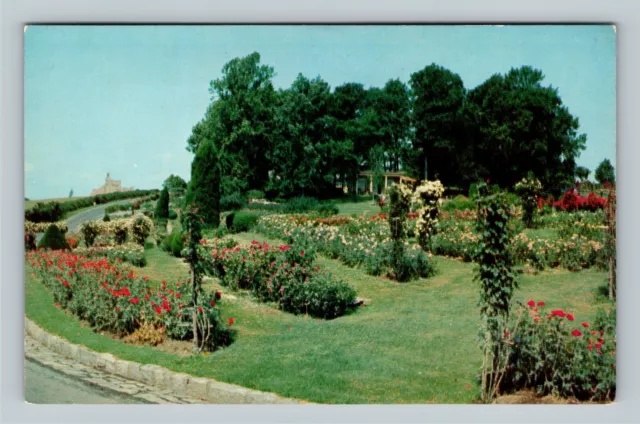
64, 199, 139, 233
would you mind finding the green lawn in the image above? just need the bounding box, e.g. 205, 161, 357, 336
336, 199, 380, 217
25, 229, 613, 404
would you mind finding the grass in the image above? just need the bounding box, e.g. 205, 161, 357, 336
25, 229, 613, 404
335, 199, 380, 217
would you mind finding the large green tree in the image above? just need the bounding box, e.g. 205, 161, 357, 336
595, 159, 615, 185
163, 174, 187, 193
410, 64, 466, 182
268, 74, 336, 197
465, 66, 587, 191
188, 52, 277, 194
185, 139, 221, 226
155, 186, 170, 219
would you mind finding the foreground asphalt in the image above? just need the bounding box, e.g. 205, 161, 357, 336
64, 199, 138, 233
24, 332, 205, 404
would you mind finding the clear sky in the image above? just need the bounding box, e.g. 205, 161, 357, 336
24, 25, 616, 200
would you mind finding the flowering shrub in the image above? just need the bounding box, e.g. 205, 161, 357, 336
81, 221, 102, 247
502, 301, 615, 402
25, 221, 69, 234
129, 214, 155, 246
74, 243, 147, 267
413, 180, 445, 249
26, 250, 231, 351
547, 190, 608, 212
514, 174, 542, 228
204, 239, 356, 319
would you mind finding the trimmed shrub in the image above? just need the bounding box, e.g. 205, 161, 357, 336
170, 230, 185, 257
225, 212, 235, 230
185, 138, 221, 226
315, 203, 339, 217
154, 186, 170, 219
441, 195, 475, 212
103, 213, 111, 222
37, 225, 69, 250
230, 211, 259, 233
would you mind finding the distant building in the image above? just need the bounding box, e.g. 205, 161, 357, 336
90, 173, 134, 196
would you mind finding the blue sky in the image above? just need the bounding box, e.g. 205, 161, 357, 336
24, 25, 616, 200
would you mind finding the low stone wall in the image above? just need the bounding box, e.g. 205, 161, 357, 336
24, 318, 301, 404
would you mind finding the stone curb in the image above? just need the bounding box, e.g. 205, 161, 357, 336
24, 318, 302, 404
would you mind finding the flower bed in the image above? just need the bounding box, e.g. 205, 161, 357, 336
26, 249, 231, 351
74, 243, 147, 267
203, 238, 356, 319
502, 300, 615, 402
254, 214, 435, 280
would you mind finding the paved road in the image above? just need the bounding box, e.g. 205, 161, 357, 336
24, 333, 204, 404
64, 199, 138, 233
25, 359, 142, 404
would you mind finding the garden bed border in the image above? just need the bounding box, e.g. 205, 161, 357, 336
24, 317, 302, 404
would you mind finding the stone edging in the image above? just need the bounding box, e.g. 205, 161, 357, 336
24, 318, 301, 404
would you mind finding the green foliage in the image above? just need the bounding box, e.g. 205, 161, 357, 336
464, 67, 586, 192
168, 210, 178, 220
229, 211, 259, 233
595, 159, 615, 185
162, 228, 185, 258
186, 138, 221, 226
155, 186, 170, 219
410, 64, 466, 182
103, 213, 111, 222
105, 203, 133, 214
284, 196, 320, 213
130, 214, 154, 247
474, 181, 518, 402
220, 192, 247, 211
575, 166, 590, 181
442, 195, 475, 212
503, 303, 615, 402
314, 203, 339, 217
80, 221, 101, 247
163, 174, 188, 193
246, 189, 265, 200
37, 225, 69, 250
514, 173, 543, 228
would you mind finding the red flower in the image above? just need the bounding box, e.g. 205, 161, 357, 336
551, 309, 566, 318
228, 317, 235, 325
566, 314, 575, 321
130, 297, 140, 304
587, 345, 593, 351
486, 178, 491, 183
503, 331, 510, 338
527, 300, 535, 307
571, 330, 582, 337
300, 251, 305, 257
155, 307, 162, 314
176, 292, 181, 298
55, 303, 60, 308
537, 301, 545, 307
595, 343, 602, 349
198, 307, 203, 314
210, 300, 216, 307
115, 307, 120, 312
279, 245, 291, 252
582, 322, 590, 328
534, 317, 541, 322
63, 281, 70, 287
215, 291, 222, 300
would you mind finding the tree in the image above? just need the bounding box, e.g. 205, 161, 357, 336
595, 159, 615, 185
204, 52, 277, 192
37, 225, 69, 250
163, 174, 187, 193
185, 139, 221, 226
575, 166, 590, 182
268, 74, 335, 197
69, 188, 73, 198
155, 186, 170, 219
465, 67, 587, 192
410, 64, 466, 182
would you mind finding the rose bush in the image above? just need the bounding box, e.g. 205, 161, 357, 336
501, 300, 615, 402
26, 249, 232, 351
203, 238, 356, 319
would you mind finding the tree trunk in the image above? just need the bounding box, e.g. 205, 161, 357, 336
423, 153, 428, 181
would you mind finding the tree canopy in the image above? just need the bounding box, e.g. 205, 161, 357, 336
185, 54, 590, 199
595, 159, 615, 185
